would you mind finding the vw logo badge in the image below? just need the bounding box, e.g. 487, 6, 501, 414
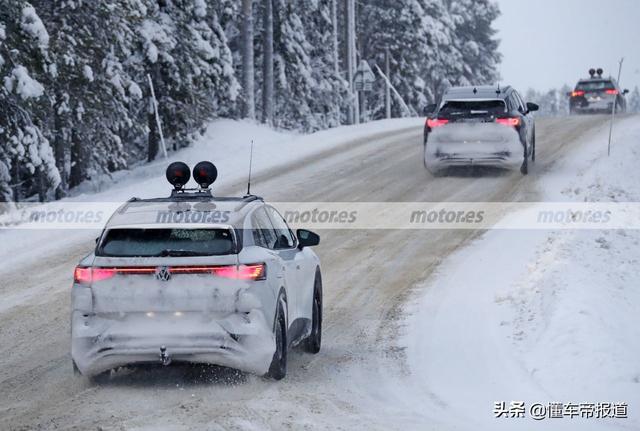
155, 266, 171, 281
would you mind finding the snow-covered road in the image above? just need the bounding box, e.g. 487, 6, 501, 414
1, 114, 637, 430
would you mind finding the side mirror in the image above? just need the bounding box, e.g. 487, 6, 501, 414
95, 237, 100, 244
423, 104, 437, 116
526, 102, 539, 113
297, 229, 320, 249
623, 89, 630, 95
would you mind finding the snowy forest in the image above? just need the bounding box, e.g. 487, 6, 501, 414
0, 0, 501, 203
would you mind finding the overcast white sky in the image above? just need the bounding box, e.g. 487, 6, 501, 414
494, 0, 640, 92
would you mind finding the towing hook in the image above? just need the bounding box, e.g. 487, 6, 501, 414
159, 345, 171, 366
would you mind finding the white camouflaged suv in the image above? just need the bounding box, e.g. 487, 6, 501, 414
71, 162, 322, 381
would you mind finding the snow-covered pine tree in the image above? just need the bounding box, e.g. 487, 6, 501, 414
137, 0, 238, 159
272, 0, 316, 130
360, 0, 452, 118
447, 0, 501, 86
33, 0, 143, 190
301, 0, 348, 128
629, 87, 640, 113
0, 1, 59, 203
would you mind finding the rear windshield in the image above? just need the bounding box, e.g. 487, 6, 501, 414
97, 228, 235, 257
576, 80, 615, 92
439, 100, 506, 116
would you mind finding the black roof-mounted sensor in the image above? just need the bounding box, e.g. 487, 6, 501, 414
193, 161, 218, 189
166, 162, 191, 190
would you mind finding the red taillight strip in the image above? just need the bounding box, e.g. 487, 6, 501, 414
496, 117, 521, 127
605, 89, 619, 95
74, 267, 93, 284
211, 264, 266, 280
427, 118, 449, 129
169, 266, 217, 274
571, 90, 585, 97
111, 267, 157, 274
73, 264, 267, 285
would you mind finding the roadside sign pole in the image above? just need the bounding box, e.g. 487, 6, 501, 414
385, 46, 391, 119
147, 73, 168, 159
354, 60, 375, 123
608, 57, 624, 156
374, 64, 415, 117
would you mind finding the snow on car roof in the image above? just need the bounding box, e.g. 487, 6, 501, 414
104, 197, 260, 229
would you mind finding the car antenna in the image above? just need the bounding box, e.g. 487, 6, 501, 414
496, 83, 501, 95
246, 139, 254, 196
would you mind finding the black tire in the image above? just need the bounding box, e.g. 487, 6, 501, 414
531, 132, 536, 162
520, 150, 529, 175
72, 360, 81, 376
423, 142, 429, 170
266, 303, 287, 380
89, 370, 111, 384
303, 274, 322, 354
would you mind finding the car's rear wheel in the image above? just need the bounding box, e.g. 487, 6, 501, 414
531, 132, 536, 162
266, 303, 287, 380
520, 150, 529, 175
303, 274, 322, 354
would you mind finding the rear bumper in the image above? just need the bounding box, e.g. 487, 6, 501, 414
571, 99, 615, 113
425, 131, 524, 173
71, 310, 275, 376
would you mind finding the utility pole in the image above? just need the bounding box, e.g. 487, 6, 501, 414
331, 0, 340, 125
608, 57, 624, 156
241, 0, 255, 119
262, 0, 274, 125
385, 45, 391, 119
346, 0, 358, 124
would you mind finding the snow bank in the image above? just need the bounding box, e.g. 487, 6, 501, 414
403, 116, 640, 430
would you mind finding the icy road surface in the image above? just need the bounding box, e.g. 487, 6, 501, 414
1, 115, 637, 430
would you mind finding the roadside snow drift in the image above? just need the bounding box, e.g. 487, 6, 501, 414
403, 117, 640, 430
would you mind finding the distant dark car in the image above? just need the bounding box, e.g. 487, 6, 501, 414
569, 69, 629, 114
423, 85, 538, 175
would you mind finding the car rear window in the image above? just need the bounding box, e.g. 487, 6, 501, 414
439, 100, 507, 116
576, 80, 615, 92
97, 228, 235, 257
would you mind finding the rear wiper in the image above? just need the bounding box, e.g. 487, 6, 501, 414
157, 249, 204, 257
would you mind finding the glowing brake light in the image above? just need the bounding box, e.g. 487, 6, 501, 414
73, 267, 92, 284
211, 264, 266, 280
427, 118, 449, 129
73, 264, 267, 285
605, 89, 619, 95
496, 117, 521, 127
73, 266, 156, 285
571, 90, 585, 97
73, 267, 118, 284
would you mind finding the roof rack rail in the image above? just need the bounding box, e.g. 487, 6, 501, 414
233, 194, 263, 211
117, 197, 141, 213
169, 188, 213, 200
